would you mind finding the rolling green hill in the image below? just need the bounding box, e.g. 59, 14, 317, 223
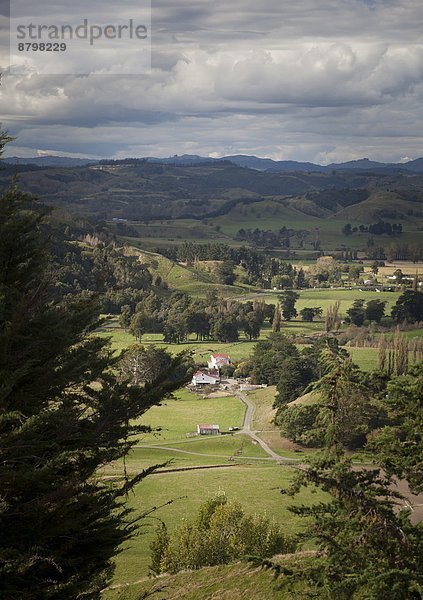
124, 247, 253, 296
2, 160, 423, 253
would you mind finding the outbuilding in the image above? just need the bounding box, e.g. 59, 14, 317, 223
191, 371, 220, 386
197, 424, 220, 435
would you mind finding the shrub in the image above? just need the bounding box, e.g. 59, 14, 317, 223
149, 493, 296, 574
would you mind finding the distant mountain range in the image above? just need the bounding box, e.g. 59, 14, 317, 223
144, 154, 423, 173
4, 153, 423, 173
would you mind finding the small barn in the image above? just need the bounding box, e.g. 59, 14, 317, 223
197, 424, 220, 436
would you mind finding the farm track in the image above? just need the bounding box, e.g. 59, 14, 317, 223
235, 391, 296, 462
134, 444, 277, 461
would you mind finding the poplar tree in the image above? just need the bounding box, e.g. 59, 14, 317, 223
377, 334, 388, 372
271, 303, 282, 332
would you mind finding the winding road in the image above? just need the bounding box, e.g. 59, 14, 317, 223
235, 391, 293, 462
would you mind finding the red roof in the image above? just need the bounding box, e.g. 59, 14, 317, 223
198, 424, 219, 429
212, 353, 230, 359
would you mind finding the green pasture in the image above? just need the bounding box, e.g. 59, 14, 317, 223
100, 388, 273, 479
121, 218, 244, 251
102, 434, 271, 478
133, 388, 245, 443
100, 387, 322, 588
243, 287, 401, 314
344, 347, 379, 371
103, 463, 325, 585
122, 194, 423, 253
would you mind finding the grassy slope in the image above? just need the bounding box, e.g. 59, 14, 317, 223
122, 189, 423, 252
248, 386, 278, 431
331, 189, 423, 224
288, 391, 321, 407
246, 386, 315, 458
126, 247, 255, 297
103, 561, 298, 600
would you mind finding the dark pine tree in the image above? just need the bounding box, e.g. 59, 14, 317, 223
281, 347, 423, 600
0, 186, 191, 599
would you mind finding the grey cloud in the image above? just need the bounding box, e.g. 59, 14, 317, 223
2, 0, 423, 163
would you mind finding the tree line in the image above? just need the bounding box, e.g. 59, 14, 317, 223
235, 226, 294, 248
157, 242, 308, 288
120, 288, 329, 346
121, 291, 275, 344
342, 220, 403, 236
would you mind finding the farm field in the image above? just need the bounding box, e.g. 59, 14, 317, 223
103, 386, 299, 480
99, 384, 321, 587
102, 434, 272, 478
118, 193, 423, 252
133, 388, 245, 443
241, 287, 401, 315
103, 463, 325, 585
101, 384, 312, 481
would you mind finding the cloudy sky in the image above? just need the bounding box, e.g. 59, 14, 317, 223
1, 0, 423, 163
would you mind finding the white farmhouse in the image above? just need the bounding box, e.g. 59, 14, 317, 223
207, 353, 231, 370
